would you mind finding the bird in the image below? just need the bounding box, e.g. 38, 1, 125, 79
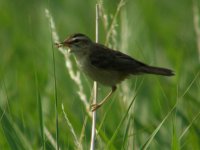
56, 33, 174, 111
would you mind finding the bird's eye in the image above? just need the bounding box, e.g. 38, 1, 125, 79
73, 39, 80, 43
70, 38, 81, 45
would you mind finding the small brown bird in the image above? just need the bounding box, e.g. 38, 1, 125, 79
57, 33, 174, 111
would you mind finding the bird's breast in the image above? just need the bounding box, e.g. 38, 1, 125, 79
75, 55, 127, 87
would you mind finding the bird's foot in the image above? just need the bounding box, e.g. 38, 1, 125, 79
90, 103, 101, 112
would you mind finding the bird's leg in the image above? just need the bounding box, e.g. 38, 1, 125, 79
91, 86, 117, 111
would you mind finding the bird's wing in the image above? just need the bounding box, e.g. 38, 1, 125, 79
89, 43, 147, 73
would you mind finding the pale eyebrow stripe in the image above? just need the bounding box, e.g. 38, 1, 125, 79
71, 36, 88, 41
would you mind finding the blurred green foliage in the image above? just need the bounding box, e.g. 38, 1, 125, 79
0, 0, 200, 149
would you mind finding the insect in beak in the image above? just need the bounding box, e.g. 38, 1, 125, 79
55, 41, 72, 53
55, 42, 63, 48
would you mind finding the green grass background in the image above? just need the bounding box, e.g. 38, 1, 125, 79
0, 0, 200, 149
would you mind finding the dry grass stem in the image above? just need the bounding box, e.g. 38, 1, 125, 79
105, 0, 126, 45
90, 3, 100, 150
45, 8, 90, 115
62, 104, 82, 150
44, 127, 60, 150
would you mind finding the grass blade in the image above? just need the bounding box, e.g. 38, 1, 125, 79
0, 107, 33, 150
35, 71, 46, 150
141, 104, 176, 150
106, 79, 143, 149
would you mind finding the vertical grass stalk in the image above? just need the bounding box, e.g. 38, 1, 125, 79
90, 4, 100, 150
49, 21, 59, 150
35, 71, 46, 149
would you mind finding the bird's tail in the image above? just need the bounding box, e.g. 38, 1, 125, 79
138, 65, 174, 76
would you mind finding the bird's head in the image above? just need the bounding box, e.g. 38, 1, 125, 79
56, 33, 92, 54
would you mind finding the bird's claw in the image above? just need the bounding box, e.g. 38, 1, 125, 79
90, 103, 100, 112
